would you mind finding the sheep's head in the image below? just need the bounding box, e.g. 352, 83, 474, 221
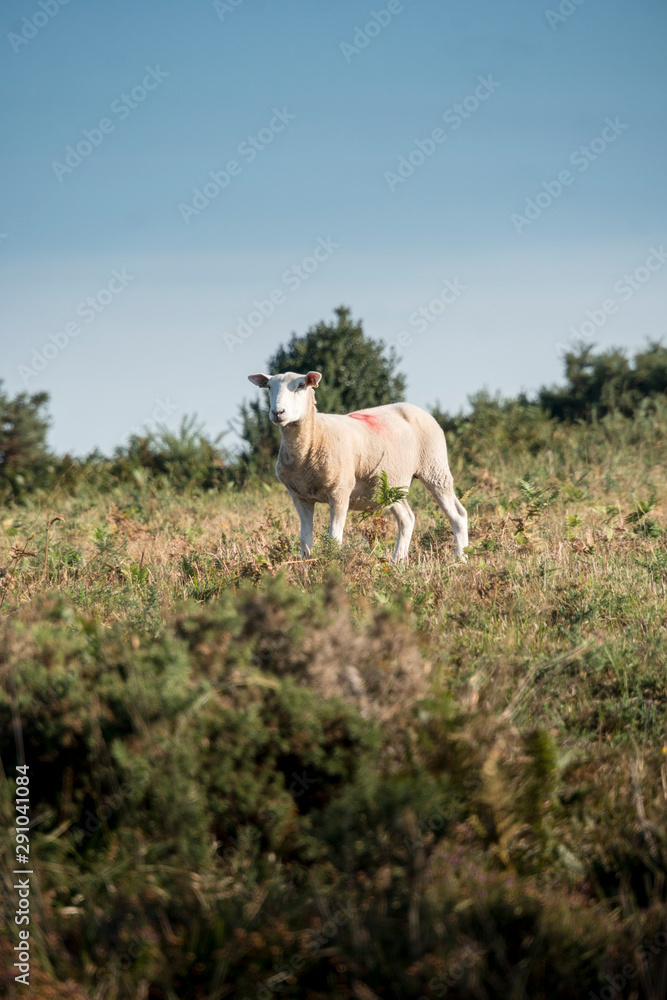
248, 371, 321, 426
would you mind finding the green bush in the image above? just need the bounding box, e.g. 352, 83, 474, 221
2, 577, 667, 998
431, 390, 553, 468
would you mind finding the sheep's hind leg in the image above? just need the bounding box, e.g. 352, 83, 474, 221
390, 498, 416, 563
328, 493, 350, 545
424, 479, 468, 560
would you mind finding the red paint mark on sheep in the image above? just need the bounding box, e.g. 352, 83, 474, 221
348, 412, 387, 434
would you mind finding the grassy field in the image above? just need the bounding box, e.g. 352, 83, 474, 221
1, 404, 667, 999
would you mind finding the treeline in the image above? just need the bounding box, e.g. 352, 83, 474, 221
2, 307, 666, 503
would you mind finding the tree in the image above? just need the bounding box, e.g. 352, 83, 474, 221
0, 381, 54, 501
538, 341, 667, 421
238, 307, 406, 475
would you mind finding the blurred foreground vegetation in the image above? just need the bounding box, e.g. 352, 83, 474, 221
1, 328, 667, 998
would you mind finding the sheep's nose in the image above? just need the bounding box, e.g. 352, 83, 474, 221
275, 407, 285, 416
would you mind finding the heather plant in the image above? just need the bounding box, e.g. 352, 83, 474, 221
1, 339, 667, 998
2, 578, 667, 998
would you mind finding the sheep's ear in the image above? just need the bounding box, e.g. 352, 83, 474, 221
248, 373, 270, 388
305, 371, 322, 388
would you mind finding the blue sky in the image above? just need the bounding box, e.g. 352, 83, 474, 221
1, 0, 666, 455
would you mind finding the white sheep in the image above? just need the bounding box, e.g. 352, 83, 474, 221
247, 370, 468, 563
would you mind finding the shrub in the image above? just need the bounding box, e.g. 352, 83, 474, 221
111, 415, 229, 491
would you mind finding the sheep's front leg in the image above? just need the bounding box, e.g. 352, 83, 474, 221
288, 491, 315, 558
328, 492, 350, 545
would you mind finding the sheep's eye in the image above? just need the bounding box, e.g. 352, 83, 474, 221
298, 382, 306, 389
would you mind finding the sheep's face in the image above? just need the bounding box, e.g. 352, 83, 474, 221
248, 371, 322, 426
